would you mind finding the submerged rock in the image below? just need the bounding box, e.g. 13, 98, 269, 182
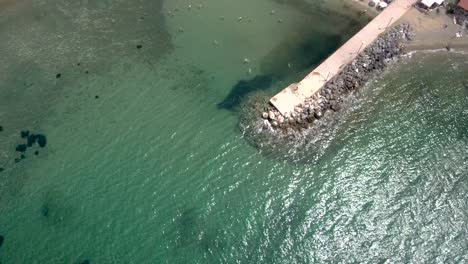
20, 130, 29, 138
80, 260, 90, 264
41, 205, 49, 217
27, 134, 38, 147
0, 235, 3, 247
0, 125, 3, 132
15, 144, 27, 152
37, 134, 47, 148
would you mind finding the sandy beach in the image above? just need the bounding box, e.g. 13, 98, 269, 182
343, 0, 468, 52
399, 7, 468, 51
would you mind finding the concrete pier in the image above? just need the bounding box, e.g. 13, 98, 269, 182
270, 0, 419, 115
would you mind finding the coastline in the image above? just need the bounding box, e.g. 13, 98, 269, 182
399, 7, 468, 52
243, 2, 468, 142
244, 24, 413, 137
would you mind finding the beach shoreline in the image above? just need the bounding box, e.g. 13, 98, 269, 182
398, 5, 468, 52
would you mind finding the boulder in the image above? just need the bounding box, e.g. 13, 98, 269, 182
16, 144, 27, 152
27, 134, 38, 147
314, 110, 323, 119
277, 115, 285, 123
37, 134, 47, 148
21, 130, 29, 138
262, 120, 270, 130
268, 111, 276, 121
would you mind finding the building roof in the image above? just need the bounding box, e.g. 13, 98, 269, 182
420, 0, 444, 7
459, 0, 468, 11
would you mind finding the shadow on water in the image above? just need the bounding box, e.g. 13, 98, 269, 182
169, 207, 226, 262
218, 27, 349, 111
39, 189, 76, 229
217, 75, 273, 110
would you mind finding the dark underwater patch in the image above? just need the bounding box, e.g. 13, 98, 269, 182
41, 205, 50, 217
0, 235, 3, 247
218, 27, 346, 112
217, 75, 273, 110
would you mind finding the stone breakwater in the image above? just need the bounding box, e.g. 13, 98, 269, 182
253, 24, 413, 136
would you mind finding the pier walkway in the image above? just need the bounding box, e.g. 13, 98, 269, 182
270, 0, 419, 115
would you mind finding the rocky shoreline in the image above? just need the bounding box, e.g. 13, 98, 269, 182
243, 24, 413, 140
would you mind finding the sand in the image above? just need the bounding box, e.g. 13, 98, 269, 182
398, 7, 468, 51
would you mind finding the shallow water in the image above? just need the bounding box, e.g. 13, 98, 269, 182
0, 0, 467, 263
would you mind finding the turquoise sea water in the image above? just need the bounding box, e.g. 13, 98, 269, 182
1, 0, 467, 263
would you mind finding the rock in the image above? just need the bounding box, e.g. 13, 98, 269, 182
14, 158, 21, 163
332, 103, 341, 112
262, 120, 270, 130
0, 125, 3, 132
271, 121, 278, 127
20, 154, 26, 160
314, 110, 323, 119
37, 134, 47, 148
306, 115, 315, 123
277, 115, 285, 123
262, 112, 269, 119
0, 235, 3, 247
56, 73, 62, 79
294, 106, 302, 113
136, 44, 143, 49
34, 151, 39, 155
268, 111, 276, 121
16, 144, 27, 152
0, 168, 3, 173
27, 134, 38, 147
20, 130, 29, 138
80, 260, 90, 264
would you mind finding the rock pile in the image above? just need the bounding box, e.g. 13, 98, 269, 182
14, 130, 47, 163
259, 24, 413, 134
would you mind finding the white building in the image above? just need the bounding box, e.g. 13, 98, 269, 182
420, 0, 444, 9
